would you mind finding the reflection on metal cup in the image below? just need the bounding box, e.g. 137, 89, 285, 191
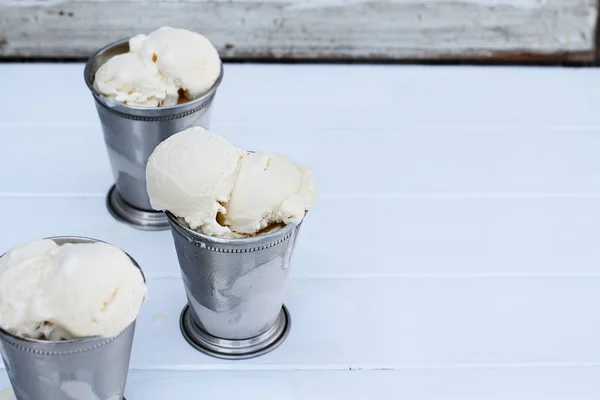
167, 212, 301, 358
83, 38, 223, 228
0, 236, 145, 400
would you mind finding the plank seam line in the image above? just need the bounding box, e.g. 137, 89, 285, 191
2, 122, 600, 131
121, 362, 600, 372
143, 273, 600, 281
3, 193, 600, 199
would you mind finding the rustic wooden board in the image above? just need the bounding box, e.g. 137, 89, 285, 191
0, 0, 597, 61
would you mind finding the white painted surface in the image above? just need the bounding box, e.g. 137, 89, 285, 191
0, 63, 600, 398
0, 368, 597, 400
0, 0, 596, 59
2, 64, 600, 128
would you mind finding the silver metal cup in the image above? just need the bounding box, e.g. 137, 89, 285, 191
84, 39, 223, 230
0, 237, 145, 400
166, 213, 301, 359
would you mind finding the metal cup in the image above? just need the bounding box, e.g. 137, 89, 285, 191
166, 213, 301, 359
84, 38, 223, 230
0, 237, 145, 400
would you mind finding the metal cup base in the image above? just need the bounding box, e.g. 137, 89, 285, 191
106, 185, 169, 231
179, 304, 291, 360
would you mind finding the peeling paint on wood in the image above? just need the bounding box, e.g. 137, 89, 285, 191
0, 0, 597, 61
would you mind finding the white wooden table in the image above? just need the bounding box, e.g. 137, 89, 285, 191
0, 63, 599, 399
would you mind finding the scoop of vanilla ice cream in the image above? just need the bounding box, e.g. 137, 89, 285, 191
93, 52, 179, 107
0, 239, 146, 340
0, 240, 57, 339
130, 26, 222, 100
146, 127, 246, 236
93, 26, 221, 107
39, 242, 147, 339
146, 128, 317, 237
223, 152, 318, 235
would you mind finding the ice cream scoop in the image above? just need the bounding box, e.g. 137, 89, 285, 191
93, 26, 221, 107
130, 26, 222, 101
0, 239, 147, 340
146, 126, 246, 236
93, 52, 179, 107
146, 127, 318, 237
223, 152, 318, 235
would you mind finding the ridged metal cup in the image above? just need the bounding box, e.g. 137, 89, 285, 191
0, 236, 145, 400
84, 38, 223, 230
166, 213, 301, 359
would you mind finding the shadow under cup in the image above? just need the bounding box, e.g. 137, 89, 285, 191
84, 39, 223, 230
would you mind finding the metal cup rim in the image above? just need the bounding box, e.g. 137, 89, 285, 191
165, 211, 303, 245
83, 37, 224, 114
0, 235, 145, 345
0, 321, 135, 348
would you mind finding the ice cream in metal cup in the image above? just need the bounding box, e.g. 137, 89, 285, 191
167, 212, 301, 359
0, 237, 145, 400
84, 38, 223, 231
146, 128, 317, 358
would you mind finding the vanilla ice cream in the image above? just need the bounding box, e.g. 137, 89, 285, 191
224, 152, 318, 235
146, 127, 246, 236
146, 127, 318, 237
93, 52, 179, 107
0, 239, 147, 340
93, 26, 221, 107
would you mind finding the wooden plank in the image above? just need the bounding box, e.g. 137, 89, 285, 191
4, 125, 600, 196
0, 0, 597, 61
115, 278, 600, 366
2, 63, 600, 128
2, 367, 600, 399
3, 196, 600, 279
122, 368, 600, 400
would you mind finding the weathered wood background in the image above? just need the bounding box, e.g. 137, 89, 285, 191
0, 0, 597, 61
